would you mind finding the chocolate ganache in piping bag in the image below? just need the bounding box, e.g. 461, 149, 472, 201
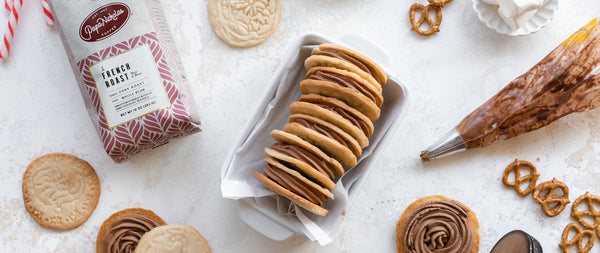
421, 18, 600, 161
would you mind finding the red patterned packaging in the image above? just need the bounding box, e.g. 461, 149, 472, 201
48, 0, 201, 162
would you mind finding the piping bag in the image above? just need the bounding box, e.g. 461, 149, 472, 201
421, 18, 600, 161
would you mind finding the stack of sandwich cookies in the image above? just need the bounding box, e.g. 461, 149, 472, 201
254, 43, 387, 216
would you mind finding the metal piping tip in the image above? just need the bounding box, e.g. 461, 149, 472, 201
420, 128, 466, 161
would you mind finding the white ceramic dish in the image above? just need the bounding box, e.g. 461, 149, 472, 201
472, 0, 559, 36
220, 33, 409, 244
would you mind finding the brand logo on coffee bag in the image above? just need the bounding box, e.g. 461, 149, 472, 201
79, 3, 130, 42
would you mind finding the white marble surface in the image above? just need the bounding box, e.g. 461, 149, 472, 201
1, 0, 600, 252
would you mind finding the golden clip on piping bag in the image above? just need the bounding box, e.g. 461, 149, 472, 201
421, 18, 600, 161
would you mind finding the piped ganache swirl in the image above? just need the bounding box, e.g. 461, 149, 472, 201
403, 200, 474, 253
102, 214, 162, 253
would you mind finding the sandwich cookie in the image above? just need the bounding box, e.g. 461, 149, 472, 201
288, 113, 362, 158
265, 145, 336, 191
135, 224, 212, 253
22, 153, 100, 230
291, 95, 372, 148
300, 79, 380, 122
396, 195, 480, 253
306, 66, 383, 107
254, 157, 334, 216
284, 122, 357, 168
302, 67, 383, 121
306, 43, 387, 89
96, 208, 167, 253
271, 129, 344, 177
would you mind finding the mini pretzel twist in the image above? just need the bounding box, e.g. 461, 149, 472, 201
409, 3, 442, 36
532, 178, 570, 217
559, 223, 595, 253
572, 192, 600, 230
502, 159, 540, 196
427, 0, 453, 7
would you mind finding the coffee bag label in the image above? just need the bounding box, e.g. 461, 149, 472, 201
89, 45, 170, 128
79, 3, 131, 42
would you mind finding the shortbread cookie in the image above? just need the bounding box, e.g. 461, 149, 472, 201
22, 153, 100, 230
271, 129, 344, 177
291, 96, 371, 148
288, 113, 362, 157
207, 0, 282, 47
306, 43, 388, 88
300, 79, 381, 121
96, 208, 167, 253
135, 225, 212, 253
265, 145, 337, 190
254, 157, 332, 216
284, 122, 357, 168
396, 195, 480, 253
306, 66, 383, 108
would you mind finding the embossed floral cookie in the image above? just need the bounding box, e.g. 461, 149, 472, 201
207, 0, 282, 47
22, 153, 100, 230
135, 224, 212, 253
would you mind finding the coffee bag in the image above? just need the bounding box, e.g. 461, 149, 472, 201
48, 0, 201, 162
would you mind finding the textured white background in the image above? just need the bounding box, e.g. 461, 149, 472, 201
1, 0, 600, 252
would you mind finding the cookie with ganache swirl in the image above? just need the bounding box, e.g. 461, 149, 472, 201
396, 195, 480, 253
96, 208, 167, 253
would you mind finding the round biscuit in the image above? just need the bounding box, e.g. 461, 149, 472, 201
270, 129, 344, 176
96, 208, 167, 253
135, 224, 212, 253
265, 148, 336, 190
288, 113, 362, 157
284, 122, 357, 168
207, 0, 281, 48
22, 153, 100, 230
313, 43, 387, 87
300, 79, 381, 121
299, 94, 374, 137
263, 157, 334, 199
306, 66, 383, 106
254, 172, 329, 216
395, 195, 480, 253
290, 99, 370, 148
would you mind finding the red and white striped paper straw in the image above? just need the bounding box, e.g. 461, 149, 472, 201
0, 0, 22, 60
41, 0, 54, 26
4, 0, 10, 11
5, 0, 53, 26
0, 0, 54, 60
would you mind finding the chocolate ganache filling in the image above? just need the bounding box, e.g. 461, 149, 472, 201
403, 200, 474, 253
263, 164, 326, 205
103, 214, 162, 253
315, 48, 383, 85
294, 118, 352, 149
271, 143, 335, 180
308, 70, 381, 106
299, 98, 371, 137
